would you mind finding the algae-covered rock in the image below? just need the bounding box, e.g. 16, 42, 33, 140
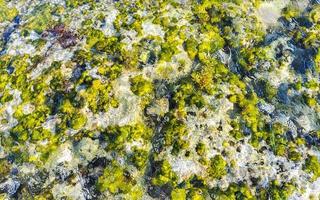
1, 0, 320, 199
0, 0, 18, 23
146, 98, 169, 117
23, 4, 54, 33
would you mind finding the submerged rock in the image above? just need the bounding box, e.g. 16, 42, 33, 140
291, 47, 316, 74
0, 178, 20, 196
0, 0, 320, 199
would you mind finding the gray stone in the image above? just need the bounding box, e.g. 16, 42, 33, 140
0, 178, 20, 196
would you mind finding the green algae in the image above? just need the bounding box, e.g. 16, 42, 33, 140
171, 188, 186, 200
305, 155, 320, 181
209, 155, 227, 179
0, 0, 18, 23
130, 75, 154, 97
97, 161, 134, 194
66, 0, 94, 8
24, 4, 54, 33
151, 159, 178, 187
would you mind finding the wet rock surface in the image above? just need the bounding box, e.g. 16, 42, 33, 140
0, 0, 320, 199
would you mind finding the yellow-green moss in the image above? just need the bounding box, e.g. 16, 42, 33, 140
209, 155, 227, 179
305, 155, 320, 181
0, 0, 18, 22
130, 75, 154, 96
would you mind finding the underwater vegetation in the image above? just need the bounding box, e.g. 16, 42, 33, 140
0, 0, 320, 199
